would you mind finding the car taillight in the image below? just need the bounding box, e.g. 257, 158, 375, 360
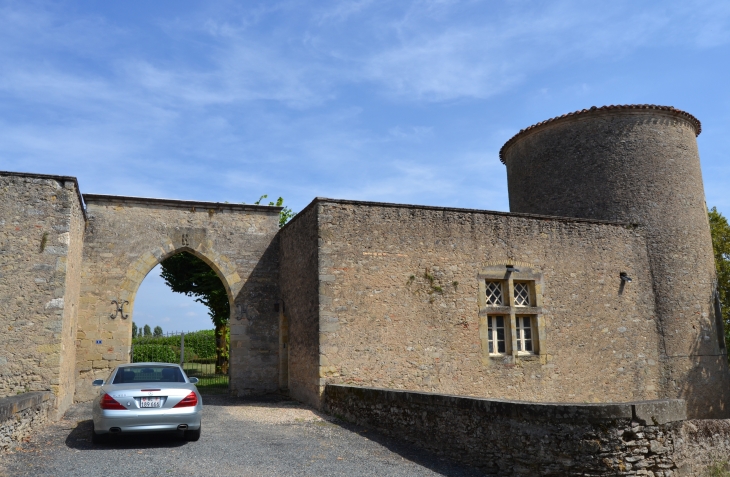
100, 393, 127, 410
173, 391, 198, 408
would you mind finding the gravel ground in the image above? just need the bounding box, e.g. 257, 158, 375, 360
0, 395, 482, 477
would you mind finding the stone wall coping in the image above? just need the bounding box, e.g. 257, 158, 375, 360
0, 392, 53, 422
83, 194, 282, 213
499, 104, 701, 164
280, 197, 637, 232
1, 170, 87, 220
325, 384, 687, 425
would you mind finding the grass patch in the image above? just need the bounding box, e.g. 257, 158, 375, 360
195, 378, 229, 394
183, 362, 228, 394
706, 461, 730, 477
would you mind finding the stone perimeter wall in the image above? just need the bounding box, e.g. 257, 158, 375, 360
58, 180, 85, 416
0, 173, 84, 419
307, 199, 661, 407
325, 384, 730, 477
279, 204, 321, 406
0, 391, 53, 452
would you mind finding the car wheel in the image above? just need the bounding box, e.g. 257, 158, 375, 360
184, 424, 201, 442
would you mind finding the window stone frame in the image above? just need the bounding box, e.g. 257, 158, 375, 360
478, 263, 546, 364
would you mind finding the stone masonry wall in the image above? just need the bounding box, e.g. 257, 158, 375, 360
279, 204, 321, 407
311, 199, 661, 405
671, 420, 730, 475
0, 172, 84, 419
56, 180, 84, 417
75, 195, 280, 401
325, 384, 729, 477
0, 391, 53, 452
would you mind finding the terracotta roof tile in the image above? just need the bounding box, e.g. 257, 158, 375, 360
499, 104, 701, 164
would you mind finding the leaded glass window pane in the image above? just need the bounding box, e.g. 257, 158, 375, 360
514, 282, 530, 306
485, 281, 503, 305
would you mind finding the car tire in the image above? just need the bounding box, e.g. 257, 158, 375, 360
184, 424, 201, 442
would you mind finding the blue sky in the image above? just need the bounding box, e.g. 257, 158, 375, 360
3, 0, 729, 331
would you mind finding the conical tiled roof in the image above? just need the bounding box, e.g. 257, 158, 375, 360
499, 105, 701, 164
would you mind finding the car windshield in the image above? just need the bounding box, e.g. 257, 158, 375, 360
112, 366, 185, 384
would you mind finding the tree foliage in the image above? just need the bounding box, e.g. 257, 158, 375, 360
153, 326, 163, 337
253, 194, 295, 227
132, 322, 138, 338
132, 329, 216, 362
143, 324, 151, 337
709, 207, 730, 351
159, 252, 230, 373
132, 344, 176, 364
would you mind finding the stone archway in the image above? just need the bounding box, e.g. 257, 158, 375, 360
121, 245, 239, 322
123, 244, 237, 374
74, 194, 281, 402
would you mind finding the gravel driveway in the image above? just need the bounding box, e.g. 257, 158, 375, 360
0, 395, 481, 477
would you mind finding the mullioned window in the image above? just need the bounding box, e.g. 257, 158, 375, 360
478, 264, 545, 364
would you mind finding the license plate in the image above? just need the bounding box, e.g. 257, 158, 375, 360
140, 397, 161, 408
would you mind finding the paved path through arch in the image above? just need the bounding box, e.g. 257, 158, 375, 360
0, 397, 479, 477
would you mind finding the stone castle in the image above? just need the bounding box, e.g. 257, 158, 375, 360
1, 104, 728, 427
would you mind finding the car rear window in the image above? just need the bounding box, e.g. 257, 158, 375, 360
112, 366, 185, 384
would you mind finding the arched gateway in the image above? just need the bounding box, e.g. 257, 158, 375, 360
74, 194, 281, 401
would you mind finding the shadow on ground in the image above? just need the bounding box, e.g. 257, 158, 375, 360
324, 416, 483, 477
202, 394, 482, 477
199, 393, 292, 406
64, 419, 189, 451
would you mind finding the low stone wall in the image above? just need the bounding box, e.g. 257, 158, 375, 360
0, 391, 53, 451
672, 420, 730, 476
324, 384, 730, 476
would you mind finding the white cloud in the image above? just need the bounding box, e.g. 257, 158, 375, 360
363, 31, 515, 101
388, 125, 433, 141
313, 0, 378, 25
346, 0, 730, 101
0, 0, 728, 216
2, 0, 730, 113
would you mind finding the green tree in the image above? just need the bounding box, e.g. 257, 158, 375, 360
153, 326, 163, 337
709, 207, 730, 352
143, 324, 151, 337
253, 194, 295, 228
132, 322, 137, 338
160, 252, 230, 373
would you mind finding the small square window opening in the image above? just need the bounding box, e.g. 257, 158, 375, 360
513, 282, 530, 307
485, 281, 503, 305
516, 316, 534, 354
487, 316, 506, 354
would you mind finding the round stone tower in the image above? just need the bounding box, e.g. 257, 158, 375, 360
500, 104, 730, 418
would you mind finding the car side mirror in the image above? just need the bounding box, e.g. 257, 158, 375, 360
92, 379, 104, 386
189, 377, 199, 384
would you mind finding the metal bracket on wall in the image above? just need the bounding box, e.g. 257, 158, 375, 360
110, 299, 129, 319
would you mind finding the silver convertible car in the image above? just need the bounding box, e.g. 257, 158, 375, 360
91, 362, 203, 443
